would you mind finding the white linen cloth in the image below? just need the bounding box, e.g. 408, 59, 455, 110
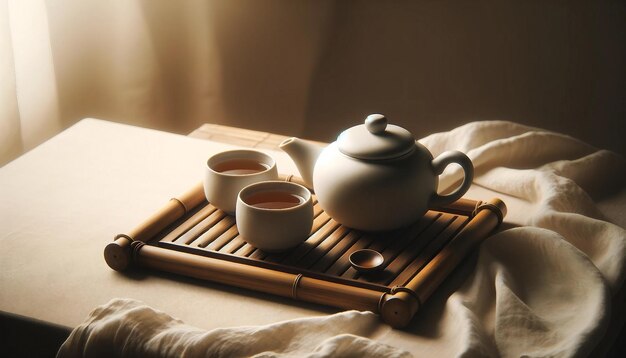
57, 121, 625, 357
57, 298, 409, 358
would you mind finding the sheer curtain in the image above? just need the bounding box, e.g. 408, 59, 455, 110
1, 0, 332, 166
2, 0, 60, 164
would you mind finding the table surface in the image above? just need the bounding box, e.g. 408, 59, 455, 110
0, 119, 447, 355
1, 119, 621, 356
0, 119, 326, 327
0, 121, 328, 355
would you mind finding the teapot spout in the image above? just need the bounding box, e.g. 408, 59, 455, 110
279, 137, 324, 189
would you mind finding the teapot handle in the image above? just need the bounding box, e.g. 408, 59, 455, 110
430, 151, 474, 207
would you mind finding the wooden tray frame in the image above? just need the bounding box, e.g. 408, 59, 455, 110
104, 176, 506, 328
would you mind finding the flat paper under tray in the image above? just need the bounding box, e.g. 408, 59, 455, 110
105, 177, 506, 328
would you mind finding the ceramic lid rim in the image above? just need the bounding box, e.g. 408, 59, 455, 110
337, 123, 415, 160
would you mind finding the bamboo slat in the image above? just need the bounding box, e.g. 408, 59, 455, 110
188, 123, 325, 151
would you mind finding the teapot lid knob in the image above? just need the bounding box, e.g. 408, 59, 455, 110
337, 114, 416, 160
365, 114, 387, 134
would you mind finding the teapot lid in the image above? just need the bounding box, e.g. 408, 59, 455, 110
337, 114, 415, 160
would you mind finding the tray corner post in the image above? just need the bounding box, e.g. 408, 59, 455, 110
104, 234, 134, 271
379, 289, 420, 329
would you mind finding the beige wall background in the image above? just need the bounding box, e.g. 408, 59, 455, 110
2, 0, 624, 166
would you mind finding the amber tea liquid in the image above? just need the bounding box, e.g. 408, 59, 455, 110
244, 191, 304, 209
213, 159, 269, 175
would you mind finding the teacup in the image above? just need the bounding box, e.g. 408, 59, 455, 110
204, 149, 278, 214
236, 181, 313, 252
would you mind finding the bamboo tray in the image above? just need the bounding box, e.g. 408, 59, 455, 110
105, 175, 506, 328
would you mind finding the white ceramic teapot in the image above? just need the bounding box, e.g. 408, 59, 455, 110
280, 114, 474, 231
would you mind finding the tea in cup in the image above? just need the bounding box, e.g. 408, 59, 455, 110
204, 150, 278, 214
236, 181, 313, 252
